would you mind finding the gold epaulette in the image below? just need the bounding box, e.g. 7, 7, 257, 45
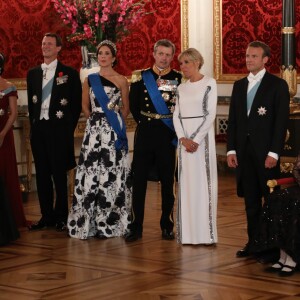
130, 69, 143, 83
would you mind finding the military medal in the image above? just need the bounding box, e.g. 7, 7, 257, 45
60, 98, 68, 106
56, 110, 64, 119
257, 106, 267, 116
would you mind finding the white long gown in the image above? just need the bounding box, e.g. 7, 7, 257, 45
173, 75, 218, 244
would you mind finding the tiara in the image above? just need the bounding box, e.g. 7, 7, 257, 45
97, 40, 117, 53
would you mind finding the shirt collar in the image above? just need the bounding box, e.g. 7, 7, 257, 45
247, 68, 266, 82
41, 59, 58, 71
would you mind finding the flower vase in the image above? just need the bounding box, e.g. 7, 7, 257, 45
80, 45, 100, 83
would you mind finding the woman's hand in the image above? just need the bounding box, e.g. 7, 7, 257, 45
180, 137, 199, 153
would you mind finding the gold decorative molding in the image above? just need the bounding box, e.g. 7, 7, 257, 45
281, 66, 297, 98
181, 0, 189, 51
213, 0, 300, 83
282, 27, 295, 34
9, 78, 27, 90
213, 0, 243, 83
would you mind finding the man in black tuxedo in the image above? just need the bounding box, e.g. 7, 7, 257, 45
126, 39, 182, 242
27, 33, 82, 231
227, 41, 290, 258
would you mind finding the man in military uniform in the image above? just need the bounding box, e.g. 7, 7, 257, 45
126, 39, 182, 242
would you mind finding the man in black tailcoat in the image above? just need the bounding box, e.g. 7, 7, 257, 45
126, 39, 182, 242
226, 41, 290, 259
27, 33, 82, 231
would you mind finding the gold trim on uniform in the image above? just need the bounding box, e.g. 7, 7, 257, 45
131, 69, 143, 83
153, 64, 171, 76
140, 110, 172, 119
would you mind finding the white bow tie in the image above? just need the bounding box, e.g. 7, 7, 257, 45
247, 73, 260, 83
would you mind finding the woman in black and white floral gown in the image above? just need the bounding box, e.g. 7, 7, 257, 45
68, 40, 131, 239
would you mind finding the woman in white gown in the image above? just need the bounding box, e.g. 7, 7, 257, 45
173, 48, 218, 245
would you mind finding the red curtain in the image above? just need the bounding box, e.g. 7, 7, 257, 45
222, 0, 300, 75
0, 0, 181, 79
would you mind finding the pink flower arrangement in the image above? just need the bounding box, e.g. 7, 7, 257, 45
51, 0, 151, 51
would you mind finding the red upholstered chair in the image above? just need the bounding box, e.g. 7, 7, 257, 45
267, 177, 296, 193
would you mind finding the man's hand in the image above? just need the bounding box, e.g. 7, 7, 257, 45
265, 155, 277, 169
227, 154, 238, 168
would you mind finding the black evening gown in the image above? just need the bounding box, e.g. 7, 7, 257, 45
0, 177, 19, 246
256, 152, 300, 264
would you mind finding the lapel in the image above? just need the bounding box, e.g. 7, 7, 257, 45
241, 78, 249, 119
49, 61, 62, 113
35, 67, 43, 114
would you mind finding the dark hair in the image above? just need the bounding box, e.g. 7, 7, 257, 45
0, 52, 5, 75
44, 32, 63, 47
248, 41, 271, 58
96, 40, 117, 67
154, 39, 176, 55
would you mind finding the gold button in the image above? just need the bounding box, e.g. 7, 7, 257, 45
144, 90, 147, 93
146, 104, 149, 107
145, 97, 148, 100
148, 118, 151, 121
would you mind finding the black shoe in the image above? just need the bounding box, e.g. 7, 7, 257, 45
279, 265, 296, 277
265, 261, 284, 273
55, 221, 67, 232
28, 219, 54, 231
161, 229, 175, 240
236, 245, 251, 258
95, 232, 108, 239
125, 231, 142, 242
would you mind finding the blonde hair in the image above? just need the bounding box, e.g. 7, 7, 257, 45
178, 48, 204, 70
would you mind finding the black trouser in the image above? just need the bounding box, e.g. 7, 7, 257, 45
131, 122, 176, 234
31, 120, 68, 223
241, 141, 270, 246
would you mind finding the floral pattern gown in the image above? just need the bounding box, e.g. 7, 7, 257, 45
67, 76, 131, 239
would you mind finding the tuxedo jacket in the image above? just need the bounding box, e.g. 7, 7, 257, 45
27, 61, 82, 170
226, 71, 290, 196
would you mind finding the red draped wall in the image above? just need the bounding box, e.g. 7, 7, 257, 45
0, 0, 181, 79
222, 0, 300, 75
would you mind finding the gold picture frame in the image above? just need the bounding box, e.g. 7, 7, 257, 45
213, 0, 245, 83
10, 0, 189, 90
213, 0, 300, 84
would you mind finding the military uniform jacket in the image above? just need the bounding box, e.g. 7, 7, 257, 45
27, 61, 82, 170
129, 68, 182, 126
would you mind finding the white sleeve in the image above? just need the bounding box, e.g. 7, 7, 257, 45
173, 85, 186, 140
193, 78, 217, 144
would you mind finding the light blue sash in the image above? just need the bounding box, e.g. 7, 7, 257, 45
88, 73, 128, 152
42, 77, 54, 103
1, 86, 17, 95
142, 69, 177, 146
247, 81, 260, 112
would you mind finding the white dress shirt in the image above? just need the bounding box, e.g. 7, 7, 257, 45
40, 59, 58, 120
